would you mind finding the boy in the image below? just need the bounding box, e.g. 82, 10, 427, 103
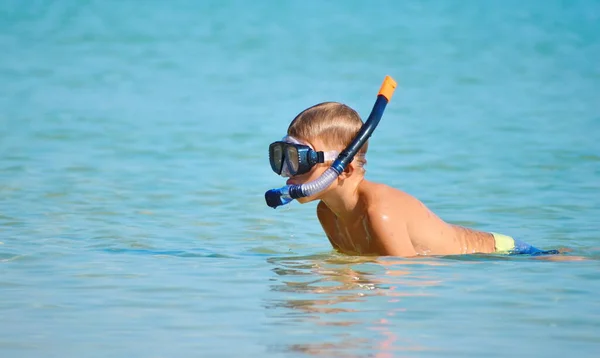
268, 101, 558, 257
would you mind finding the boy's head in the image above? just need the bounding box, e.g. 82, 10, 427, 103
287, 102, 368, 169
267, 102, 370, 205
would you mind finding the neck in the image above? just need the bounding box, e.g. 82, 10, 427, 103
320, 174, 365, 221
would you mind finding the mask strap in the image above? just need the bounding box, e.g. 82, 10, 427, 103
282, 135, 302, 144
285, 135, 341, 160
323, 151, 339, 162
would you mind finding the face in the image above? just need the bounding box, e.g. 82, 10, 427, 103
284, 137, 337, 203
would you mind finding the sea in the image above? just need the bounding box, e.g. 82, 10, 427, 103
1, 0, 599, 357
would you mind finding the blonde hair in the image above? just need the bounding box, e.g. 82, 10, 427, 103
287, 102, 368, 168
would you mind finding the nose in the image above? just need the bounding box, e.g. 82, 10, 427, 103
280, 161, 292, 177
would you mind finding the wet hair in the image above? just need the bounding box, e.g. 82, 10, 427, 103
287, 102, 368, 168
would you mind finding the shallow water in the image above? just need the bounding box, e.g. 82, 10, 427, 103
1, 0, 599, 357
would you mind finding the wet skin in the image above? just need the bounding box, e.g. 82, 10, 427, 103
287, 137, 496, 257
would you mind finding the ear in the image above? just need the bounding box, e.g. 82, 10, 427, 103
338, 162, 356, 181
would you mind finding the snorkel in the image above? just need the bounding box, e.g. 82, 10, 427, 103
265, 76, 397, 208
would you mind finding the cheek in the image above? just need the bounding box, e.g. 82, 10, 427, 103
307, 165, 329, 180
291, 165, 327, 184
292, 166, 331, 204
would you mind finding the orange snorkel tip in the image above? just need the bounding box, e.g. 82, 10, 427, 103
378, 75, 398, 101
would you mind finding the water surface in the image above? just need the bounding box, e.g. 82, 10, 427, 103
1, 0, 599, 357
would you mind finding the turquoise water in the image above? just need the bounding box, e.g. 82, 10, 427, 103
1, 0, 599, 356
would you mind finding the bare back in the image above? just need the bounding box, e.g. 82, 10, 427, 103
317, 180, 496, 256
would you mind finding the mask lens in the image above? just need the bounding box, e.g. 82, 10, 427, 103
285, 145, 299, 175
269, 142, 284, 174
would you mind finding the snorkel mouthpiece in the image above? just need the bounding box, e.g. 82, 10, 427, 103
265, 184, 305, 208
265, 76, 397, 208
265, 186, 292, 208
265, 167, 341, 208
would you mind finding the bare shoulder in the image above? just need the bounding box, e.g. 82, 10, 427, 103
357, 181, 417, 256
358, 182, 495, 255
357, 181, 416, 228
358, 180, 420, 214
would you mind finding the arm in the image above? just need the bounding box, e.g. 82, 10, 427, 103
404, 199, 496, 255
450, 224, 496, 253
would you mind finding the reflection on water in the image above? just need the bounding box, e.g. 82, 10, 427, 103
264, 252, 600, 357
266, 254, 444, 357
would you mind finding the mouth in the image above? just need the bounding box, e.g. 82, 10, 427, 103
286, 179, 297, 186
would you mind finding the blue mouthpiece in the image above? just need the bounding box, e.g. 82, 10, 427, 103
265, 186, 294, 208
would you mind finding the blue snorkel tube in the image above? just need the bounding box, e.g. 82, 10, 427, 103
265, 76, 397, 208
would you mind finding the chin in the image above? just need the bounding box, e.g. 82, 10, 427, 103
296, 197, 312, 204
297, 196, 319, 204
296, 194, 321, 204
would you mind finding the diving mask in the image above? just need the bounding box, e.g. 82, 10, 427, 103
269, 136, 338, 177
